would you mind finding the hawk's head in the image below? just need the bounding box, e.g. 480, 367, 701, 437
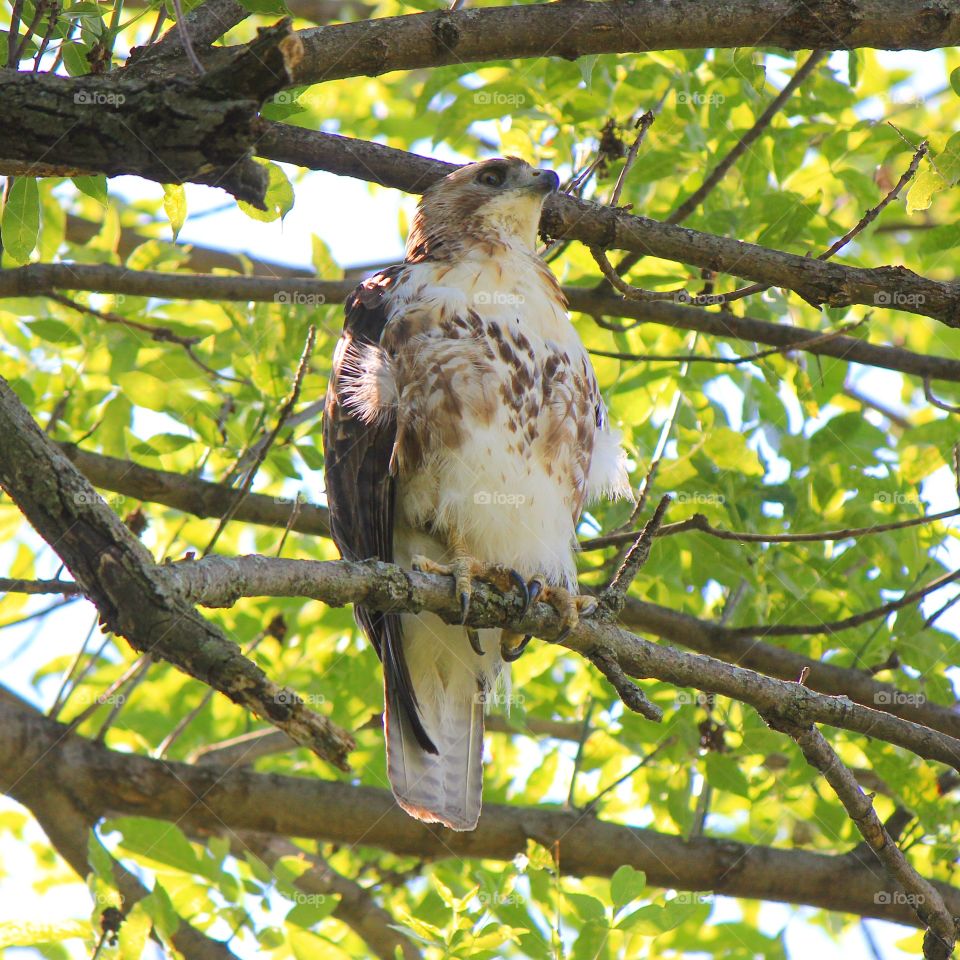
406, 157, 559, 261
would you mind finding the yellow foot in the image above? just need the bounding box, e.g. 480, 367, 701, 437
527, 577, 598, 644
411, 555, 528, 654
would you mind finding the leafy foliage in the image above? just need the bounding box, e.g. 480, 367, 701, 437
1, 3, 959, 959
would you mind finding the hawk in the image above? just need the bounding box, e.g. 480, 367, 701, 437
323, 157, 630, 830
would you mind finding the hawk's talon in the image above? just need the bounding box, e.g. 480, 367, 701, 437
467, 628, 485, 656
459, 590, 471, 624
509, 569, 529, 609
501, 633, 532, 662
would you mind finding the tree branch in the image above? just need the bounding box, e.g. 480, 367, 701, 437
179, 1, 960, 87
0, 378, 354, 769
256, 126, 960, 327
5, 262, 960, 383
3, 691, 959, 929
116, 552, 960, 772
765, 713, 959, 958
0, 20, 305, 206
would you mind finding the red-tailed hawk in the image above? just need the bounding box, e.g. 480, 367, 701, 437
323, 157, 630, 830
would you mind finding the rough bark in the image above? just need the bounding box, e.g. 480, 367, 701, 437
0, 378, 353, 769
189, 1, 960, 87
0, 21, 304, 206
1, 692, 956, 930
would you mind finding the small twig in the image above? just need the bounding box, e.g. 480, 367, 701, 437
204, 325, 316, 554
589, 318, 867, 368
49, 293, 246, 385
608, 110, 655, 209
169, 0, 206, 74
924, 377, 960, 414
764, 716, 958, 958
580, 504, 960, 551
582, 735, 677, 812
565, 699, 596, 808
730, 567, 960, 639
602, 49, 827, 286
588, 648, 663, 721
598, 494, 672, 619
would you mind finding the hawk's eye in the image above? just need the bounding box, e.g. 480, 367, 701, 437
476, 167, 507, 188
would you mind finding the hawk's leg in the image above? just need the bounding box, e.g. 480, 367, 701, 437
411, 546, 528, 656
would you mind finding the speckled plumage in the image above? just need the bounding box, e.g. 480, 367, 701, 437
323, 158, 630, 830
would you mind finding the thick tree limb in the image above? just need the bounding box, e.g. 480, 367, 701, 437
5, 262, 960, 383
57, 442, 331, 537
0, 378, 354, 769
0, 692, 239, 960
0, 21, 304, 206
183, 1, 960, 87
256, 126, 960, 328
2, 693, 957, 929
138, 553, 960, 772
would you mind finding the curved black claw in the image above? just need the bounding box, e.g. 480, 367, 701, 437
509, 569, 529, 610
467, 628, 485, 656
522, 576, 545, 617
459, 590, 471, 624
501, 634, 532, 662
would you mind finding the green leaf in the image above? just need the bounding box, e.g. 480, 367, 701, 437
118, 903, 153, 960
27, 319, 80, 345
238, 161, 294, 222
704, 753, 752, 799
2, 177, 40, 264
286, 895, 339, 927
951, 66, 960, 98
0, 921, 88, 947
906, 167, 947, 214
73, 175, 108, 206
611, 866, 646, 911
108, 817, 202, 875
162, 184, 187, 241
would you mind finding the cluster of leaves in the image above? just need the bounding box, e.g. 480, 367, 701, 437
1, 0, 960, 957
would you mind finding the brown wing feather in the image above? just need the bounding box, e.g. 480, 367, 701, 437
322, 267, 437, 755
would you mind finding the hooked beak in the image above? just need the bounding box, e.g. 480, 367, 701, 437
528, 168, 560, 193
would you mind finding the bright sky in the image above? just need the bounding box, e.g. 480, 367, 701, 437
2, 48, 956, 960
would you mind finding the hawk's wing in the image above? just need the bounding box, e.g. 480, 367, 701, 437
322, 267, 437, 755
